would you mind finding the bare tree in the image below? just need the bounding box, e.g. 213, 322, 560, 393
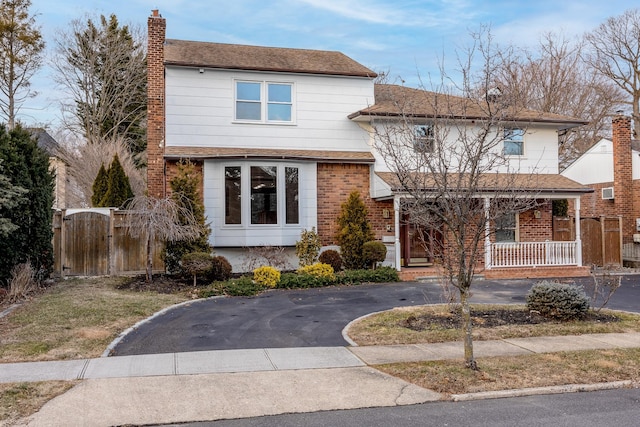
494, 32, 623, 168
0, 0, 44, 129
56, 135, 145, 207
584, 8, 640, 138
52, 14, 146, 157
124, 196, 206, 282
372, 30, 542, 369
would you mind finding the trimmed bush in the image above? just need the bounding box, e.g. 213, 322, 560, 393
336, 191, 374, 270
526, 281, 590, 320
208, 255, 232, 281
278, 272, 335, 289
253, 266, 281, 288
319, 249, 343, 272
336, 266, 399, 285
295, 227, 322, 267
181, 252, 212, 286
363, 240, 387, 269
297, 262, 335, 280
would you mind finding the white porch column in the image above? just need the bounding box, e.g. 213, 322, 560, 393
484, 197, 492, 269
575, 196, 582, 266
394, 196, 401, 271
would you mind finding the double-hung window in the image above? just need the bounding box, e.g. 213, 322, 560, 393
224, 164, 299, 225
503, 128, 524, 156
495, 213, 517, 242
235, 81, 293, 123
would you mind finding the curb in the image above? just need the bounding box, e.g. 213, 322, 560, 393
451, 380, 637, 402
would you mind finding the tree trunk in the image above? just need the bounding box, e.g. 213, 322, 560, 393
460, 286, 478, 370
146, 233, 153, 282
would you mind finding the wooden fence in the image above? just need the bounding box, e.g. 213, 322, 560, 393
52, 208, 164, 277
552, 216, 622, 267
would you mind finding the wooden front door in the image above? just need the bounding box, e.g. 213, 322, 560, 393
400, 212, 442, 267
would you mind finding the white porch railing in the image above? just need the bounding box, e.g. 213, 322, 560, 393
489, 241, 578, 268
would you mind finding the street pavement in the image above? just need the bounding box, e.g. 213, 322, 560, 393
2, 276, 640, 426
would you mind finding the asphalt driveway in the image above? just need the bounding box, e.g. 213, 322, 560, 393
110, 276, 640, 356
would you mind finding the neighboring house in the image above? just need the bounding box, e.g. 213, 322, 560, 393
562, 115, 637, 253
29, 128, 67, 209
147, 10, 591, 278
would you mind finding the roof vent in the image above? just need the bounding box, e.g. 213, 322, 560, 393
602, 187, 614, 200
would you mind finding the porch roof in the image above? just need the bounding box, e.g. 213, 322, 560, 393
375, 172, 594, 195
164, 146, 375, 163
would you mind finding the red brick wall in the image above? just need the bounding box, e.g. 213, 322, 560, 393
316, 163, 393, 245
612, 115, 634, 242
147, 10, 166, 199
519, 201, 553, 241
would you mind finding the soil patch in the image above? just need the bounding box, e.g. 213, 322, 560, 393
115, 275, 193, 294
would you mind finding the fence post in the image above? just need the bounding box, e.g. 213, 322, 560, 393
109, 208, 116, 275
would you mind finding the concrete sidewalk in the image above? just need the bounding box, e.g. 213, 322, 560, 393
4, 332, 640, 427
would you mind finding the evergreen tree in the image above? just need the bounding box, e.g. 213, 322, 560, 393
0, 159, 26, 236
91, 163, 108, 207
100, 154, 133, 207
0, 125, 54, 285
336, 191, 374, 270
55, 14, 146, 157
165, 160, 211, 274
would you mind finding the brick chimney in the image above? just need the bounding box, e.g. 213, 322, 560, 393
612, 114, 634, 243
147, 9, 166, 199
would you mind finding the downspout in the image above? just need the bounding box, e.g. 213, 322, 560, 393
394, 196, 401, 271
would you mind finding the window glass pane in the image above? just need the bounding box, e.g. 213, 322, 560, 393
268, 84, 291, 102
225, 167, 242, 224
504, 128, 524, 155
251, 166, 277, 224
495, 213, 516, 242
285, 167, 299, 224
267, 104, 292, 121
236, 101, 261, 120
237, 82, 261, 101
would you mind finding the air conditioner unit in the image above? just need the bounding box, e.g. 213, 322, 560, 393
602, 187, 614, 200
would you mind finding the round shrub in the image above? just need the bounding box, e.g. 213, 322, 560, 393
297, 262, 335, 280
181, 252, 212, 286
526, 281, 590, 320
319, 249, 342, 272
362, 240, 387, 268
208, 255, 232, 281
253, 266, 281, 288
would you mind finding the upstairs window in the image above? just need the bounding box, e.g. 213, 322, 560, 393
414, 125, 435, 153
504, 128, 524, 156
235, 81, 293, 123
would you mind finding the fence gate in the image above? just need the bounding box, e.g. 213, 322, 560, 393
552, 216, 622, 267
52, 208, 165, 277
62, 211, 110, 276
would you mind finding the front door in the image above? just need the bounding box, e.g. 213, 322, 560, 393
400, 211, 442, 267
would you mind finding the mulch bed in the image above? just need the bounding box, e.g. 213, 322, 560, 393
401, 308, 620, 330
116, 275, 193, 294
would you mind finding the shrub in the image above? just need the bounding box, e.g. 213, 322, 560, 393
297, 262, 335, 280
336, 266, 399, 285
181, 252, 212, 286
253, 266, 281, 288
526, 281, 590, 320
295, 227, 322, 267
243, 246, 289, 271
336, 191, 374, 270
208, 255, 232, 282
319, 249, 343, 272
362, 241, 387, 269
6, 262, 38, 302
278, 272, 335, 289
200, 276, 263, 297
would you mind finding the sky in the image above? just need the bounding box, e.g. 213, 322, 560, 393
18, 0, 640, 129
